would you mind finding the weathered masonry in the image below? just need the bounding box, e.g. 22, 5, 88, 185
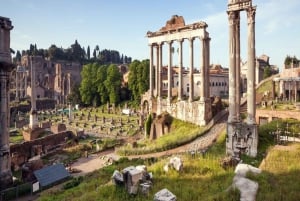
0, 16, 14, 189
226, 0, 258, 157
143, 15, 212, 126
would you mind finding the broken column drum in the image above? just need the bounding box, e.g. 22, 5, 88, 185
226, 0, 258, 157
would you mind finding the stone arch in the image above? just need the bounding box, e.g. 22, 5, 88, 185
141, 100, 149, 116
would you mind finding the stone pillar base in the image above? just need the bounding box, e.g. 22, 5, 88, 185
0, 171, 13, 190
226, 122, 258, 157
22, 127, 45, 141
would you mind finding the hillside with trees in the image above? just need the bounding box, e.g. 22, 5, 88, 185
13, 40, 132, 65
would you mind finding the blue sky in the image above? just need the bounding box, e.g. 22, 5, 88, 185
1, 0, 300, 70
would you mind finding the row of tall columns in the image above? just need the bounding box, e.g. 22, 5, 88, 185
278, 80, 299, 102
148, 37, 210, 102
228, 6, 256, 124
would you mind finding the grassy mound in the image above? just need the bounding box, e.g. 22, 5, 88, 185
117, 118, 207, 156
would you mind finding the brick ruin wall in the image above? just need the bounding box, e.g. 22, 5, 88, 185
10, 131, 74, 168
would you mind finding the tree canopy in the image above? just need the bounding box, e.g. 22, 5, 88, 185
79, 63, 122, 106
128, 59, 149, 103
14, 41, 132, 65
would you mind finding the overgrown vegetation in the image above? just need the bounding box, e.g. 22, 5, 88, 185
38, 132, 241, 201
249, 143, 300, 201
35, 119, 300, 200
117, 118, 207, 156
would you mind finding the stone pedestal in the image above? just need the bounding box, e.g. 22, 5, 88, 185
226, 122, 258, 157
22, 127, 44, 141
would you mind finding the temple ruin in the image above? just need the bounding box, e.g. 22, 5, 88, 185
0, 16, 14, 189
144, 15, 212, 126
226, 0, 258, 157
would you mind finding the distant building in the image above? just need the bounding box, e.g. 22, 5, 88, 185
12, 55, 82, 104
241, 54, 278, 92
273, 57, 300, 101
162, 64, 229, 98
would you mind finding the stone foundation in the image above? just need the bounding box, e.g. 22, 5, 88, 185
226, 122, 258, 157
154, 99, 212, 126
22, 127, 45, 141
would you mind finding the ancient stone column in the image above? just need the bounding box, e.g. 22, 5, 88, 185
167, 41, 173, 101
15, 68, 19, 99
0, 16, 13, 189
29, 56, 38, 129
158, 43, 163, 98
279, 80, 284, 98
247, 6, 256, 124
271, 80, 275, 99
189, 38, 194, 102
178, 39, 183, 101
205, 37, 211, 100
294, 80, 297, 103
155, 44, 159, 97
200, 37, 206, 101
235, 12, 241, 120
228, 11, 237, 122
149, 44, 153, 98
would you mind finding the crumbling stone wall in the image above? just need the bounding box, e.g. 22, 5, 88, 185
10, 131, 74, 168
150, 112, 173, 140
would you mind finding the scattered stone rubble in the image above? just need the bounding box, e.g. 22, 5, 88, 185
112, 165, 153, 195
163, 156, 183, 172
231, 163, 261, 201
154, 188, 177, 201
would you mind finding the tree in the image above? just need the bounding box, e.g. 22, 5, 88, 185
67, 83, 82, 105
93, 49, 97, 59
87, 46, 90, 60
263, 66, 272, 79
96, 65, 109, 104
104, 64, 122, 104
128, 59, 149, 103
79, 63, 99, 105
15, 50, 21, 62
